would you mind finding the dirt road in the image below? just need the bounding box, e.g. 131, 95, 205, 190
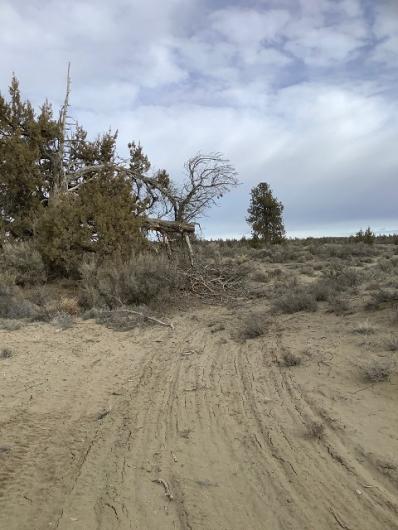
1, 306, 397, 529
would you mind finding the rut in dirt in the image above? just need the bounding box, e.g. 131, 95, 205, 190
54, 318, 398, 530
1, 311, 397, 530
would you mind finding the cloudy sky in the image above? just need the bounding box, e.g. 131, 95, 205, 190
1, 0, 397, 238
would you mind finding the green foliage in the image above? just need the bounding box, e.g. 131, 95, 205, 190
0, 77, 59, 238
354, 227, 375, 245
34, 194, 92, 277
79, 252, 184, 309
247, 182, 285, 244
0, 241, 46, 285
0, 76, 151, 276
79, 169, 145, 259
35, 172, 144, 276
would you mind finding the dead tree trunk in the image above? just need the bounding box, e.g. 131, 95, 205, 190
51, 62, 71, 201
142, 218, 195, 264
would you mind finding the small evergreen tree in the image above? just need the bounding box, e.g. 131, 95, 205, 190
0, 76, 60, 238
247, 182, 285, 243
354, 227, 375, 245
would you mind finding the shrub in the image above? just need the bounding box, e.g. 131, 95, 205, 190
0, 292, 40, 320
250, 270, 269, 283
299, 265, 314, 276
272, 287, 317, 314
319, 242, 376, 260
0, 319, 23, 331
239, 313, 269, 340
321, 263, 362, 289
327, 295, 350, 315
311, 280, 334, 302
50, 312, 74, 330
379, 258, 395, 273
363, 359, 395, 382
79, 252, 184, 309
367, 289, 398, 310
0, 271, 17, 296
0, 242, 46, 285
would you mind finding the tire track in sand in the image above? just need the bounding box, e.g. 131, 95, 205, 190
55, 312, 398, 530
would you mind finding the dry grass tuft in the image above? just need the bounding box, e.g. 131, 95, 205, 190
363, 358, 395, 383
385, 335, 398, 352
306, 420, 325, 440
0, 319, 23, 331
249, 270, 269, 283
353, 321, 376, 335
45, 297, 80, 316
0, 347, 14, 359
282, 351, 302, 367
239, 313, 270, 340
327, 295, 351, 315
50, 312, 74, 330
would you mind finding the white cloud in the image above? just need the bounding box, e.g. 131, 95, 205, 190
210, 8, 290, 45
370, 1, 398, 66
0, 0, 397, 236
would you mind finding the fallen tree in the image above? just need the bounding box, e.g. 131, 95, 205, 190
0, 66, 239, 270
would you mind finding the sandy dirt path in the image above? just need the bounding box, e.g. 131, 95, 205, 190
0, 306, 397, 529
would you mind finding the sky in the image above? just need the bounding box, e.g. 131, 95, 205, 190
0, 0, 397, 238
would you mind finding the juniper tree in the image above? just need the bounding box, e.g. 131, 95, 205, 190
0, 76, 59, 238
1, 71, 239, 273
247, 182, 285, 243
0, 75, 145, 274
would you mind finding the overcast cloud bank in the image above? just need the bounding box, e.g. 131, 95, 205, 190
1, 0, 397, 237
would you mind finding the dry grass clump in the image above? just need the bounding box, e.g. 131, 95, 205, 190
378, 257, 398, 273
311, 280, 334, 302
327, 295, 351, 315
303, 264, 362, 311
315, 242, 377, 261
362, 358, 395, 383
92, 307, 151, 331
299, 265, 314, 276
269, 245, 300, 263
0, 272, 42, 320
45, 296, 80, 316
306, 420, 325, 440
282, 351, 302, 367
385, 336, 398, 352
321, 263, 363, 289
367, 288, 398, 310
249, 270, 269, 283
0, 293, 40, 320
0, 319, 23, 331
353, 320, 376, 335
239, 313, 270, 340
0, 347, 14, 359
51, 312, 74, 330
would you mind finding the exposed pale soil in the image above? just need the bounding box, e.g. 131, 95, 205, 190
0, 301, 397, 529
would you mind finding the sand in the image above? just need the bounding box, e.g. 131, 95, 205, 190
0, 302, 397, 529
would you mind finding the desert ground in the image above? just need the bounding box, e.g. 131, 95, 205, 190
0, 241, 398, 530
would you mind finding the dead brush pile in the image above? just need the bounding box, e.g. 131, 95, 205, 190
182, 261, 246, 301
